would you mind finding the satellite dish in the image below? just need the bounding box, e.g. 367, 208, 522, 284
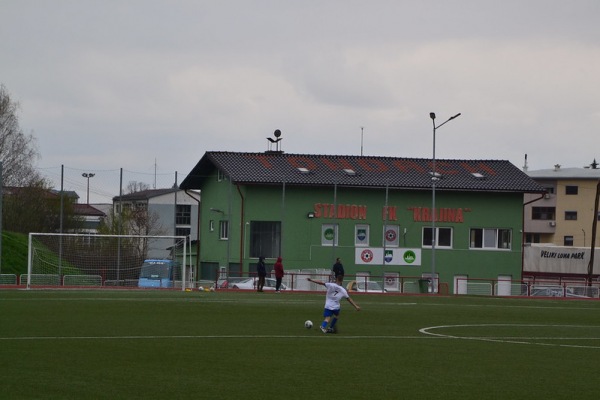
266, 129, 283, 152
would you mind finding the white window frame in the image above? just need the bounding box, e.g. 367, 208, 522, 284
422, 227, 453, 249
469, 228, 511, 250
219, 220, 229, 240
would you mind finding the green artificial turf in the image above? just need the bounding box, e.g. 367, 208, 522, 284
1, 290, 599, 399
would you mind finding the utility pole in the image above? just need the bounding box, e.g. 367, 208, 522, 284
587, 180, 600, 285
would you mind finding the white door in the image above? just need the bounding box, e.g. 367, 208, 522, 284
454, 275, 468, 294
497, 275, 512, 296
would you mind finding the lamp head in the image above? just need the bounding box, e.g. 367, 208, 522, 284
429, 112, 436, 120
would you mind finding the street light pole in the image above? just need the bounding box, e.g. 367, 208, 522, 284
82, 173, 95, 204
429, 112, 461, 293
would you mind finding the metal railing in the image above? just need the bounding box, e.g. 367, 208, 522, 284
456, 277, 600, 299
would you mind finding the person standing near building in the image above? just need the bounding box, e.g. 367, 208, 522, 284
274, 256, 284, 292
332, 257, 344, 281
256, 256, 266, 292
307, 275, 360, 333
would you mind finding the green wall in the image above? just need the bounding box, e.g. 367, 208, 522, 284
199, 172, 525, 290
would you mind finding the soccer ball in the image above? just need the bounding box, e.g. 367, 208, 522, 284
304, 320, 313, 329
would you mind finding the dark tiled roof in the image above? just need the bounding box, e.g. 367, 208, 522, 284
73, 203, 106, 217
50, 189, 79, 200
5, 187, 79, 199
112, 188, 179, 202
180, 151, 546, 193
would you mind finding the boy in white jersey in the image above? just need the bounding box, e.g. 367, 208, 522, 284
307, 275, 360, 333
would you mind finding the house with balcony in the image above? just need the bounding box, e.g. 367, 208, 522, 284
523, 162, 600, 281
524, 162, 600, 247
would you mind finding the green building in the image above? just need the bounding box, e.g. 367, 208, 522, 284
180, 151, 545, 293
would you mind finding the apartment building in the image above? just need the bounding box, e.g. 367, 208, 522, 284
524, 162, 600, 247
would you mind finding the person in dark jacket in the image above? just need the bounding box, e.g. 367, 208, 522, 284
332, 258, 345, 281
256, 256, 266, 292
274, 257, 284, 292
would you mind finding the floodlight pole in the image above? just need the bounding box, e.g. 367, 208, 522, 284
82, 172, 95, 204
429, 112, 461, 294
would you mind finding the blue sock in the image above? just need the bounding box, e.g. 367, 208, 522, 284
321, 321, 327, 329
330, 318, 338, 329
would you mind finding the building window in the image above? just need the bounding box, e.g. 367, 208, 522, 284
219, 220, 229, 240
321, 224, 339, 246
176, 205, 191, 225
564, 236, 574, 246
532, 207, 555, 220
355, 224, 369, 247
564, 211, 578, 221
422, 227, 453, 248
209, 220, 214, 232
175, 227, 190, 237
217, 169, 226, 182
565, 185, 578, 195
249, 221, 281, 258
525, 233, 541, 244
470, 228, 511, 250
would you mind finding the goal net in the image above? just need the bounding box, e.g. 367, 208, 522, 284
27, 233, 189, 290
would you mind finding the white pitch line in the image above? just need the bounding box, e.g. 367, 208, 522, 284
419, 324, 600, 349
0, 334, 432, 341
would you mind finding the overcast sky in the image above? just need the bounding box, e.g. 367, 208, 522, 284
2, 1, 600, 202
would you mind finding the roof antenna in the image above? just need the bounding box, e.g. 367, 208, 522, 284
523, 154, 528, 171
266, 129, 283, 153
360, 127, 364, 156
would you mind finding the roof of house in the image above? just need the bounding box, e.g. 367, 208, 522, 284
73, 203, 106, 217
527, 166, 600, 180
112, 188, 179, 202
5, 187, 80, 199
50, 189, 79, 200
180, 151, 546, 194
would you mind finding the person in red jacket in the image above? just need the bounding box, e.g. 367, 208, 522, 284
274, 257, 284, 292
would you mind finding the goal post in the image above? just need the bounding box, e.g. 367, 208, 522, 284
27, 233, 189, 290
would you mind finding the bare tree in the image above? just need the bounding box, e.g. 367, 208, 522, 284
0, 84, 43, 186
0, 85, 77, 233
98, 206, 165, 236
3, 182, 83, 233
97, 206, 166, 261
126, 181, 150, 194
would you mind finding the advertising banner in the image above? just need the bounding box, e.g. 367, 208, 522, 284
523, 245, 592, 274
355, 247, 421, 266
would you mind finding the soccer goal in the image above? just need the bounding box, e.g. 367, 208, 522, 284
27, 233, 189, 290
